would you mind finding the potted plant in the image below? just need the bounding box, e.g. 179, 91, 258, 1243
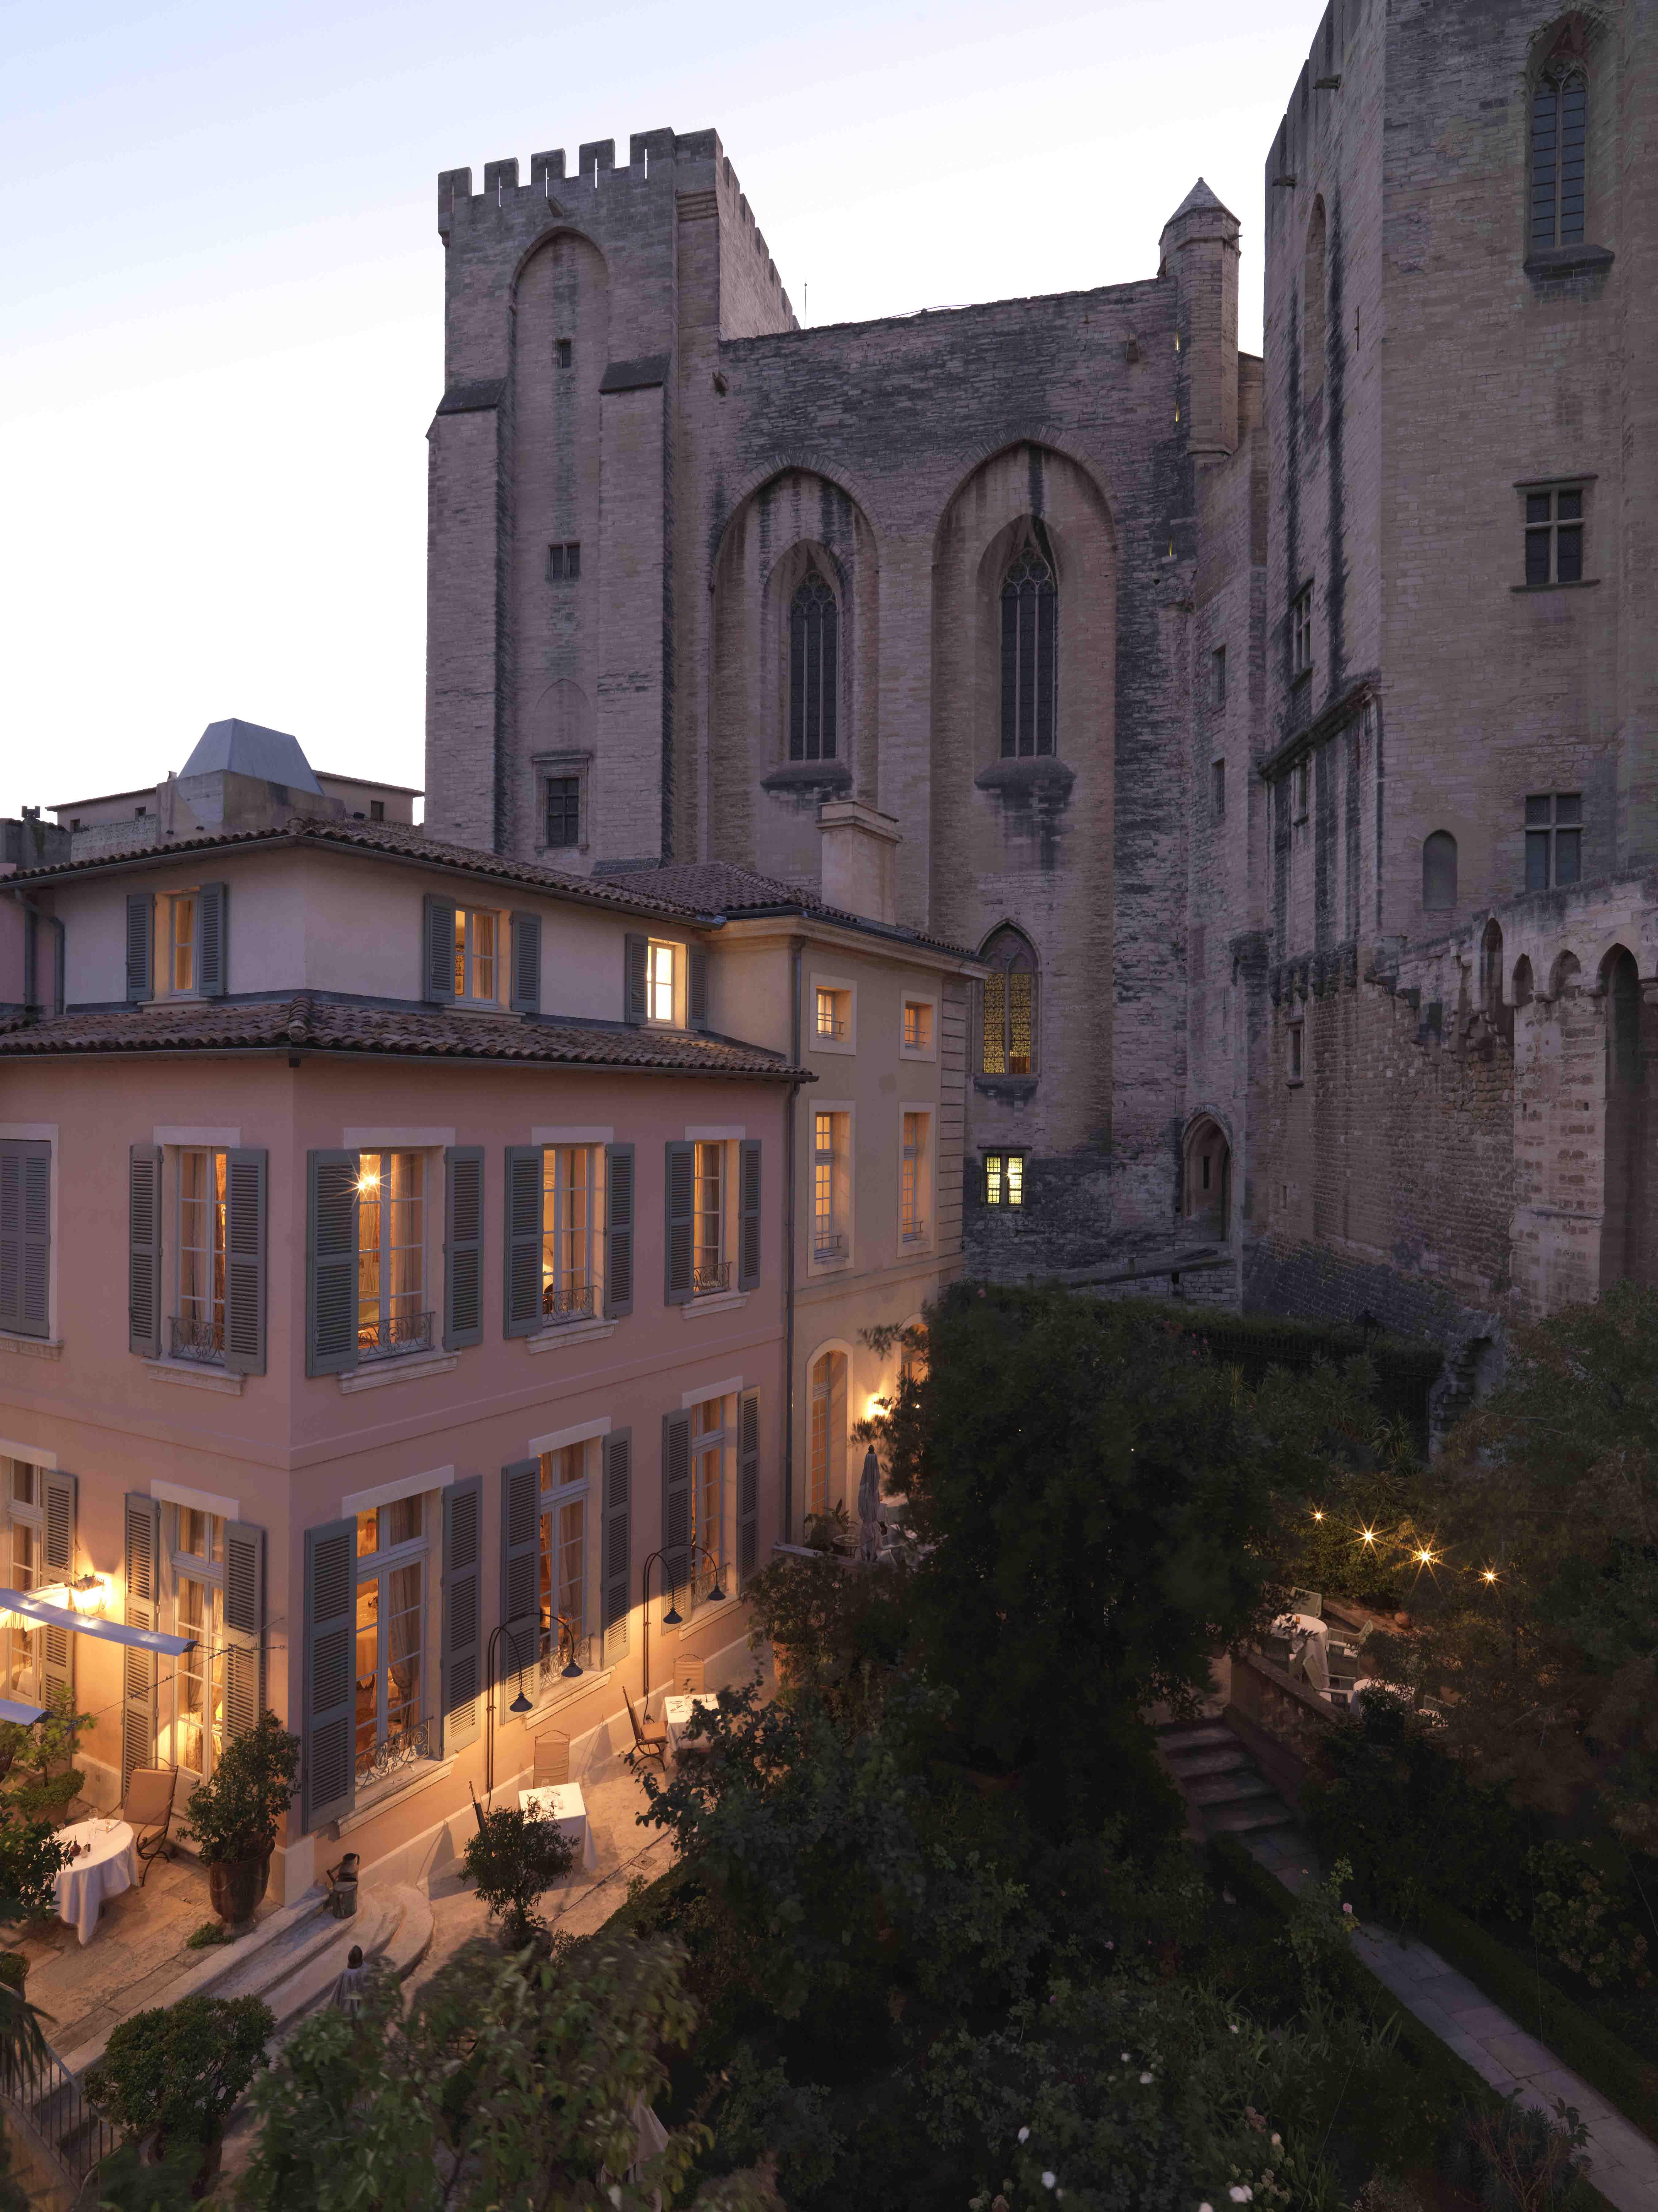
179, 1710, 300, 1927
462, 1805, 575, 1949
86, 1992, 273, 2187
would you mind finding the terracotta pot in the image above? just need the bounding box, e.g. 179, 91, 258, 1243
208, 1852, 269, 1927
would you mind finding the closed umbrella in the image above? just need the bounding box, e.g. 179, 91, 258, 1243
856, 1445, 882, 1562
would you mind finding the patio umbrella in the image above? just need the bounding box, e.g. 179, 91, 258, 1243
856, 1446, 882, 1562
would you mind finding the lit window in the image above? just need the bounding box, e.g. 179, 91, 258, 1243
814, 1112, 848, 1261
902, 1000, 933, 1053
4, 1463, 41, 1704
808, 1352, 846, 1519
694, 1140, 724, 1291
1292, 586, 1313, 678
175, 1577, 223, 1781
175, 1148, 226, 1363
981, 929, 1037, 1077
692, 1395, 726, 1590
537, 1440, 592, 1686
355, 1152, 429, 1359
1524, 489, 1584, 586
354, 1501, 427, 1782
815, 986, 850, 1042
984, 1153, 1025, 1208
541, 1144, 600, 1322
1525, 793, 1583, 890
647, 942, 676, 1023
902, 1112, 928, 1241
453, 910, 498, 1003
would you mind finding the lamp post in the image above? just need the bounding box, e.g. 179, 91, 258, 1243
640, 1545, 726, 1706
483, 1621, 534, 1804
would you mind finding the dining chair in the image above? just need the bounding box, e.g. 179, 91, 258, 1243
621, 1686, 667, 1773
1288, 1588, 1323, 1618
532, 1731, 569, 1788
673, 1656, 705, 1695
120, 1766, 179, 1886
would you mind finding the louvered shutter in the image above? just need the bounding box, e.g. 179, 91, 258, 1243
124, 893, 154, 1004
689, 948, 709, 1031
602, 1430, 632, 1661
604, 1144, 634, 1318
510, 912, 541, 1013
442, 1476, 483, 1752
739, 1138, 762, 1292
661, 1410, 693, 1614
197, 882, 228, 997
223, 1520, 266, 1742
664, 1142, 693, 1304
499, 1459, 541, 1715
41, 1471, 75, 1710
423, 896, 457, 1003
306, 1150, 358, 1376
739, 1389, 761, 1584
50, 918, 64, 1019
123, 1493, 161, 1789
444, 1147, 485, 1349
624, 933, 648, 1024
503, 1147, 544, 1337
0, 1142, 51, 1340
224, 1149, 267, 1375
128, 1145, 163, 1359
303, 1519, 356, 1830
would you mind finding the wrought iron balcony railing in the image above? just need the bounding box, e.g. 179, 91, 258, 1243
813, 1232, 848, 1262
169, 1314, 224, 1364
357, 1310, 434, 1362
901, 1218, 925, 1242
356, 1714, 432, 1788
541, 1282, 596, 1324
692, 1259, 733, 1296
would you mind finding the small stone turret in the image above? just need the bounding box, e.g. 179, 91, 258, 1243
1160, 178, 1241, 461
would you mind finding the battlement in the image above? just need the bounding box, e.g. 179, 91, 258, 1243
1264, 0, 1374, 200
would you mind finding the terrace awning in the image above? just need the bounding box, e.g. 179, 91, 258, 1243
0, 1699, 44, 1726
0, 1589, 197, 1657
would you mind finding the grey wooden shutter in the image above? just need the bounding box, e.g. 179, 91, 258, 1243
306, 1150, 359, 1376
442, 1476, 483, 1752
604, 1144, 634, 1318
739, 1138, 762, 1292
664, 1141, 693, 1304
510, 912, 541, 1013
503, 1147, 544, 1337
197, 882, 228, 998
689, 948, 709, 1031
303, 1519, 356, 1830
499, 1459, 541, 1714
49, 919, 64, 1018
224, 1148, 267, 1375
41, 1471, 75, 1710
661, 1410, 693, 1612
122, 1493, 161, 1788
128, 1144, 163, 1360
602, 1430, 631, 1661
124, 894, 154, 1004
0, 1142, 51, 1339
423, 895, 457, 1003
624, 933, 648, 1023
223, 1520, 266, 1742
739, 1389, 761, 1585
444, 1147, 485, 1349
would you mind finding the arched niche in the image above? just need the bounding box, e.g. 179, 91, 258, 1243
1182, 1115, 1232, 1241
710, 471, 879, 887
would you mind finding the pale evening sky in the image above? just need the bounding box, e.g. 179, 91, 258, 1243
0, 0, 1318, 822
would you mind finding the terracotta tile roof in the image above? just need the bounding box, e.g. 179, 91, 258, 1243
0, 996, 810, 1081
608, 861, 982, 961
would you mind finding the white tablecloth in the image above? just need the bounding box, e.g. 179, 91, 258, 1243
53, 1819, 137, 1946
518, 1784, 597, 1873
1273, 1611, 1330, 1695
663, 1693, 719, 1756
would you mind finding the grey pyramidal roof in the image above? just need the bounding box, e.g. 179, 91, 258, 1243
179, 718, 323, 795
1168, 177, 1236, 223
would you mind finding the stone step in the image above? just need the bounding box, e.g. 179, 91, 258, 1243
1156, 1722, 1236, 1753
1163, 1745, 1253, 1779
1185, 1770, 1278, 1808
1204, 1798, 1299, 1836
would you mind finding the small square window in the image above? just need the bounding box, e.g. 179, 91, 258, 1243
547, 542, 581, 583
1211, 758, 1226, 821
902, 1000, 933, 1054
556, 338, 572, 369
1211, 645, 1227, 709
544, 776, 581, 849
369, 799, 385, 822
984, 1152, 1026, 1208
1524, 792, 1584, 890
1523, 487, 1587, 586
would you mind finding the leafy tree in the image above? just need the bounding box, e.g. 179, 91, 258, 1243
461, 1805, 575, 1946
86, 1993, 273, 2150
178, 1710, 299, 1864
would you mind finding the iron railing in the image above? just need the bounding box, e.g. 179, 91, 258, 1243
815, 1017, 847, 1039
356, 1714, 431, 1788
541, 1282, 596, 1324
0, 2030, 117, 2190
813, 1233, 847, 1261
168, 1314, 224, 1364
357, 1310, 434, 1362
901, 1218, 924, 1243
692, 1260, 733, 1296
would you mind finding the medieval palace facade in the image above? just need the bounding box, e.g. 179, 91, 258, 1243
425, 0, 1656, 1386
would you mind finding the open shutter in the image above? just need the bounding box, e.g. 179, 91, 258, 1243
124, 894, 154, 1004
739, 1138, 762, 1292
664, 1142, 693, 1305
688, 948, 709, 1031
442, 1475, 483, 1752
197, 882, 228, 998
503, 1147, 544, 1338
303, 1520, 356, 1831
223, 1520, 266, 1742
661, 1410, 693, 1614
624, 933, 648, 1024
123, 1493, 160, 1789
739, 1389, 761, 1585
510, 912, 541, 1013
41, 1471, 75, 1710
50, 918, 64, 1019
499, 1460, 541, 1716
602, 1430, 632, 1662
224, 1149, 267, 1375
423, 895, 457, 1003
0, 1144, 51, 1340
128, 1145, 163, 1360
306, 1150, 358, 1376
444, 1147, 485, 1349
604, 1144, 634, 1318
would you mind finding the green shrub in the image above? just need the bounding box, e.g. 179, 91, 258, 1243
178, 1709, 299, 1865
1528, 1841, 1652, 1991
86, 1993, 273, 2148
461, 1804, 576, 1946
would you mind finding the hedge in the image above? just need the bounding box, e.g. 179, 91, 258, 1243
1170, 1311, 1445, 1439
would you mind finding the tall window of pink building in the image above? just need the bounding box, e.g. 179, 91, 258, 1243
355, 1152, 426, 1357
178, 1148, 227, 1360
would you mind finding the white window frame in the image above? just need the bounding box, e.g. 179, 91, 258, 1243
2, 1461, 43, 1706
808, 973, 857, 1056
169, 1505, 227, 1794
165, 890, 200, 998
453, 908, 501, 1006
900, 1104, 933, 1248
354, 1150, 434, 1361
899, 994, 937, 1062
174, 1146, 227, 1365
353, 1493, 435, 1789
810, 1104, 854, 1271
646, 940, 679, 1026
690, 1394, 730, 1596
535, 1440, 598, 1697
541, 1144, 605, 1324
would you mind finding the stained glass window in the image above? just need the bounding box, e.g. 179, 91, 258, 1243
980, 929, 1038, 1078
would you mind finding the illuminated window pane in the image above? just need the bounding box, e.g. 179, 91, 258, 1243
1008, 971, 1034, 1074
648, 943, 675, 1022
694, 1142, 722, 1274
981, 974, 1007, 1074
1005, 1155, 1025, 1207
172, 896, 195, 993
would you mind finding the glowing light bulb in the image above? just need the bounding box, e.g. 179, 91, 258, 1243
1416, 1548, 1436, 1568
356, 1167, 380, 1196
1481, 1569, 1498, 1584
1312, 1510, 1325, 1522
1359, 1527, 1377, 1546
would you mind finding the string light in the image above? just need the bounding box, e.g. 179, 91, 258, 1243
1312, 1510, 1324, 1522
1415, 1548, 1436, 1567
1359, 1527, 1378, 1546
1481, 1568, 1498, 1585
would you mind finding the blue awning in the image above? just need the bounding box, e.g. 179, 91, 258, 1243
0, 1589, 196, 1657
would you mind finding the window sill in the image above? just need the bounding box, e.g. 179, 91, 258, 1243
335, 1755, 456, 1836
338, 1350, 460, 1394
973, 1075, 1037, 1104
443, 1000, 519, 1022
0, 1331, 61, 1361
682, 1290, 749, 1319
144, 1357, 244, 1396
973, 757, 1076, 801
1524, 243, 1614, 279
897, 1046, 937, 1064
1511, 578, 1600, 594
760, 760, 852, 796
525, 1315, 617, 1356
808, 1035, 856, 1056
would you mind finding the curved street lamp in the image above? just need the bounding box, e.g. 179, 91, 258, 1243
483, 1619, 534, 1804
640, 1544, 726, 1704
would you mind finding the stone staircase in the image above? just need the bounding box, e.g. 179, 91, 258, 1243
1157, 1719, 1300, 1848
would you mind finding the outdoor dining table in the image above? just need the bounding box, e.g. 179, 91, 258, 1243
1273, 1610, 1331, 1696
518, 1783, 598, 1874
663, 1693, 719, 1758
52, 1817, 138, 1946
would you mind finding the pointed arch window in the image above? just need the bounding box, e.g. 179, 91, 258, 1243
980, 927, 1038, 1077
1531, 53, 1587, 252
1000, 545, 1057, 758
789, 569, 839, 762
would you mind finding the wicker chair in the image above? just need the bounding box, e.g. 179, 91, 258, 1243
532, 1731, 569, 1788
120, 1766, 179, 1886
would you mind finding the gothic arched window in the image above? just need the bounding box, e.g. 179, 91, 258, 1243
789, 569, 839, 762
1000, 546, 1057, 759
1531, 55, 1587, 253
980, 926, 1038, 1077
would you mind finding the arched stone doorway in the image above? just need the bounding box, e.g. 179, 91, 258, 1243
1182, 1116, 1232, 1241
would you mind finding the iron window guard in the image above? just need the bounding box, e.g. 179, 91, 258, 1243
541, 1282, 596, 1323
813, 1233, 848, 1261
692, 1260, 733, 1296
357, 1310, 435, 1362
356, 1714, 432, 1789
168, 1314, 225, 1364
